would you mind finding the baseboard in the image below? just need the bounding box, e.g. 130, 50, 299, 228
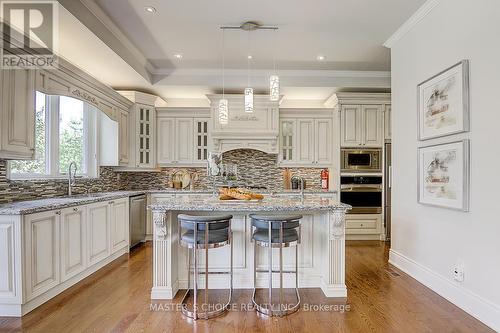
0, 247, 129, 317
389, 249, 500, 331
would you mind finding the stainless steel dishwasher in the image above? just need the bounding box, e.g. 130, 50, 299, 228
129, 194, 146, 248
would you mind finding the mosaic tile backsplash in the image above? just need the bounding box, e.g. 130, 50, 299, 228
0, 149, 323, 204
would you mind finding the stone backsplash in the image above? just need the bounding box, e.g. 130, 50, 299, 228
0, 149, 323, 204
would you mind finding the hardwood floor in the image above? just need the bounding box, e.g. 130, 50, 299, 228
0, 241, 493, 332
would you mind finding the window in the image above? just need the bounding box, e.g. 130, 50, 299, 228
10, 92, 97, 179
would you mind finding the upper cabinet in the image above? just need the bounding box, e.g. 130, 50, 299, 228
0, 69, 36, 160
116, 91, 164, 170
336, 93, 391, 148
156, 108, 211, 167
279, 109, 334, 167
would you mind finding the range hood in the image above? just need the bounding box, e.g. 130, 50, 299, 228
207, 95, 280, 154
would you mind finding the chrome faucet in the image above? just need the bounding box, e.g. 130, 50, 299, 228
68, 162, 77, 196
299, 177, 305, 200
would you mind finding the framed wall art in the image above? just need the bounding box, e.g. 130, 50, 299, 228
417, 140, 470, 211
417, 60, 470, 140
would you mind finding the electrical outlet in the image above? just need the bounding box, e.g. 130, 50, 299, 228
453, 261, 465, 282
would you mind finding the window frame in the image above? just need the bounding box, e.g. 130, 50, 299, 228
8, 93, 98, 180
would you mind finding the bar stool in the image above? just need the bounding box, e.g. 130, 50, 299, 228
178, 214, 233, 320
250, 213, 302, 317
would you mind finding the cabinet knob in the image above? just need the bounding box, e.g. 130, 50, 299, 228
73, 207, 78, 212
55, 211, 61, 215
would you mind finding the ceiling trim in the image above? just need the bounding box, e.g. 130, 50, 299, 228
152, 68, 391, 78
57, 0, 155, 83
383, 0, 440, 48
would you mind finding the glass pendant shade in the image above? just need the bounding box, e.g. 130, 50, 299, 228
270, 75, 279, 101
244, 88, 254, 113
218, 99, 228, 125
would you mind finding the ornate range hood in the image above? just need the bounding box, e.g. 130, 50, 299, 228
207, 94, 279, 154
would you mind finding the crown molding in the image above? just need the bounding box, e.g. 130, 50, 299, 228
383, 0, 440, 48
57, 0, 155, 83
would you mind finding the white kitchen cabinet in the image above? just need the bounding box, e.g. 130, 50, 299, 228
87, 201, 111, 266
110, 198, 129, 253
345, 214, 382, 236
362, 105, 384, 147
0, 68, 36, 160
60, 206, 87, 282
135, 104, 155, 168
279, 116, 333, 167
315, 119, 333, 164
156, 111, 211, 166
118, 110, 130, 165
384, 104, 391, 141
176, 118, 194, 164
340, 105, 362, 147
116, 91, 160, 170
340, 104, 383, 147
24, 210, 60, 301
297, 119, 315, 164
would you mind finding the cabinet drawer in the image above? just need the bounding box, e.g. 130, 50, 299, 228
346, 219, 377, 229
345, 214, 382, 235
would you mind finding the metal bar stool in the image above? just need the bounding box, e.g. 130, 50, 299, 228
250, 213, 302, 317
178, 214, 233, 320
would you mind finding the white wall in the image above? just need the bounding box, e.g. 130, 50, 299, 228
388, 0, 500, 330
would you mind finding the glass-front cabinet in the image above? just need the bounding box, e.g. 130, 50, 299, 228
137, 104, 153, 166
280, 120, 295, 162
195, 119, 209, 162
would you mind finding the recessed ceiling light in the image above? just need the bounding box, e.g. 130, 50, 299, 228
247, 55, 253, 60
144, 6, 156, 13
173, 54, 183, 59
317, 55, 326, 61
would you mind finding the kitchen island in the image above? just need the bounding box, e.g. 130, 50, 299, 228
149, 195, 351, 299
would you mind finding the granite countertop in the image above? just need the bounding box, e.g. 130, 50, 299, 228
0, 189, 339, 215
0, 191, 147, 215
149, 195, 350, 212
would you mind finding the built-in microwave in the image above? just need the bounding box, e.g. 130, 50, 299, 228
341, 148, 382, 173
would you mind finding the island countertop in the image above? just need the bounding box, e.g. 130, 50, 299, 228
148, 195, 351, 212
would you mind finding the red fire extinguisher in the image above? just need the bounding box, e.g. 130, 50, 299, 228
321, 168, 329, 190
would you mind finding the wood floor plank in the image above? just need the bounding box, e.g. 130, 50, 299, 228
0, 241, 493, 333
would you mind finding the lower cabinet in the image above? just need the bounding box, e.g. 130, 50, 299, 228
345, 214, 382, 236
20, 198, 130, 308
24, 210, 60, 301
60, 206, 87, 282
87, 202, 111, 266
110, 198, 129, 253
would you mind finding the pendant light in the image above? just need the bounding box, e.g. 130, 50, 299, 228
244, 31, 254, 113
269, 29, 279, 101
218, 29, 229, 125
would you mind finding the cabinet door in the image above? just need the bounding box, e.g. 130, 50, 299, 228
340, 105, 362, 147
157, 118, 175, 164
24, 210, 60, 300
297, 119, 314, 163
87, 202, 110, 266
0, 69, 36, 159
110, 198, 129, 253
61, 206, 87, 282
175, 118, 193, 163
362, 105, 383, 147
384, 104, 391, 141
279, 119, 296, 163
315, 119, 332, 165
119, 110, 129, 165
136, 104, 155, 168
194, 119, 209, 163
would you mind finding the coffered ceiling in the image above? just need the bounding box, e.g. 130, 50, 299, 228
57, 0, 426, 104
